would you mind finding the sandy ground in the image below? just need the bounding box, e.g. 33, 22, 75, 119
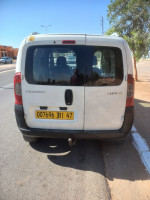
134, 60, 150, 147
136, 60, 150, 82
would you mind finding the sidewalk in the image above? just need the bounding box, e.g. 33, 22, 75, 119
134, 60, 150, 148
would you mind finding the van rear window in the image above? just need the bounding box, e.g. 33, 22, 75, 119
25, 45, 123, 86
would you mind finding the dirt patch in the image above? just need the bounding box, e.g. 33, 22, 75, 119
136, 60, 150, 82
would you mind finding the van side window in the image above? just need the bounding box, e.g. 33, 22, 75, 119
85, 47, 123, 86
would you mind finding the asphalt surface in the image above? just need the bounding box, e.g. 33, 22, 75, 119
0, 63, 16, 73
0, 67, 110, 200
0, 64, 150, 200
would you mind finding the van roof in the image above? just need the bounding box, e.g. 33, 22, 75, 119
27, 33, 124, 42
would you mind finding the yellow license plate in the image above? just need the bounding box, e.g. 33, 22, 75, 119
35, 110, 74, 120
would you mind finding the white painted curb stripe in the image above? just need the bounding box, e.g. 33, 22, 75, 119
132, 126, 150, 174
132, 133, 149, 153
141, 152, 150, 174
0, 83, 13, 92
131, 126, 137, 132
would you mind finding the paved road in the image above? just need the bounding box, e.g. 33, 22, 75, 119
0, 63, 16, 72
0, 64, 150, 200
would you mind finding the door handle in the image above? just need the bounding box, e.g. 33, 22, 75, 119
65, 89, 73, 105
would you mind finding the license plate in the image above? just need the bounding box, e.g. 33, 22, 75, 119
35, 110, 74, 120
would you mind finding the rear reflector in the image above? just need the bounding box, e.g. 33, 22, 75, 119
126, 74, 134, 107
62, 40, 76, 44
14, 73, 22, 105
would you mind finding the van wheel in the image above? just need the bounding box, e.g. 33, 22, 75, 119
23, 136, 39, 143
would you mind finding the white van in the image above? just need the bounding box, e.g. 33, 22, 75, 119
14, 34, 134, 143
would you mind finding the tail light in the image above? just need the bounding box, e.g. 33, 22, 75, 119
126, 74, 134, 107
14, 73, 22, 105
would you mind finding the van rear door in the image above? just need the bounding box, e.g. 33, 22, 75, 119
21, 35, 86, 130
84, 36, 127, 130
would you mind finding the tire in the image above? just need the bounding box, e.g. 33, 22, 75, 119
23, 135, 39, 143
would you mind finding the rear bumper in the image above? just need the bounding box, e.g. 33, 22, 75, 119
14, 104, 134, 140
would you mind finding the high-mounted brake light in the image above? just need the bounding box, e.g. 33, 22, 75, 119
126, 74, 134, 107
62, 40, 76, 44
14, 73, 22, 105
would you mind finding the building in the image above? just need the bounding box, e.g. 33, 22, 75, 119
0, 45, 19, 58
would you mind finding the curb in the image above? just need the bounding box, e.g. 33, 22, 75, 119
132, 126, 150, 174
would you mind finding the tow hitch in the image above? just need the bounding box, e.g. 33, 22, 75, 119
68, 138, 76, 147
